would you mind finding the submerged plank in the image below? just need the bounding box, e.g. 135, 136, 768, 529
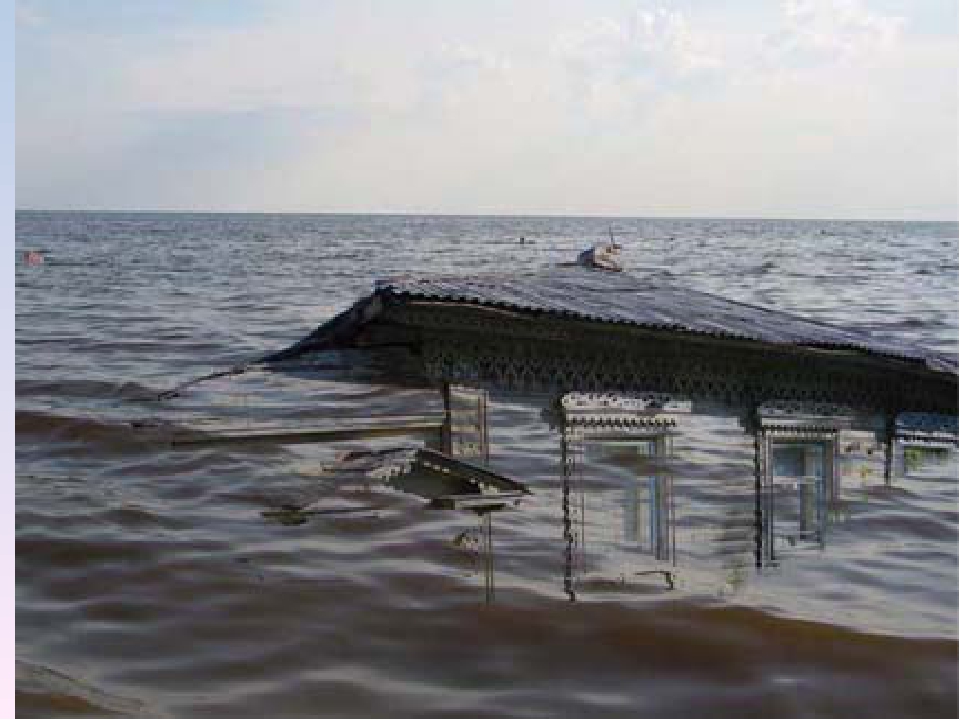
168, 415, 444, 447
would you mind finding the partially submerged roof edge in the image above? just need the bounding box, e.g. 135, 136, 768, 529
259, 277, 957, 379
258, 293, 384, 364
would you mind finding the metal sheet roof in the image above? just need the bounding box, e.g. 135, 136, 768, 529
377, 268, 957, 375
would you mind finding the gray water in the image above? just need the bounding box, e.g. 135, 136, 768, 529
15, 212, 959, 717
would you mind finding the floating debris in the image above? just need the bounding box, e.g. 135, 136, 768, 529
262, 504, 382, 525
263, 446, 530, 522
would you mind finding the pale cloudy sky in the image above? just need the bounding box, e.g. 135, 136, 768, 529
15, 0, 959, 218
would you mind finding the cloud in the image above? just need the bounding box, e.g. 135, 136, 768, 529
15, 0, 958, 218
15, 1, 44, 27
555, 8, 721, 75
551, 5, 724, 118
762, 0, 905, 67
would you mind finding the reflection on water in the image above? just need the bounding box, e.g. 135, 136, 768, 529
447, 390, 956, 609
560, 393, 681, 598
904, 445, 953, 472
229, 383, 956, 615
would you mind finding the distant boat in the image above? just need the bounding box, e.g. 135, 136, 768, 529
575, 242, 622, 271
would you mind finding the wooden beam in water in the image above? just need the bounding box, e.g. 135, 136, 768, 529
169, 414, 445, 447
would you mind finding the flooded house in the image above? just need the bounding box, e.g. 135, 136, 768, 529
160, 257, 958, 602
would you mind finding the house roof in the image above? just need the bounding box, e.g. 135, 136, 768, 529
371, 268, 956, 375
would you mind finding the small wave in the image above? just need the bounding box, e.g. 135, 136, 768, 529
16, 659, 150, 718
745, 260, 779, 276
16, 378, 163, 401
15, 410, 154, 452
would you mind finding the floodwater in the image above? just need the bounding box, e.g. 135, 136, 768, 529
15, 212, 959, 717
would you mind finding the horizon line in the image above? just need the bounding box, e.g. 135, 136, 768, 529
14, 208, 960, 223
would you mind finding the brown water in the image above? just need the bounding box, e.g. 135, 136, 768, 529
16, 212, 959, 717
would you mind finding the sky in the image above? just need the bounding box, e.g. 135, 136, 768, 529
14, 0, 959, 219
